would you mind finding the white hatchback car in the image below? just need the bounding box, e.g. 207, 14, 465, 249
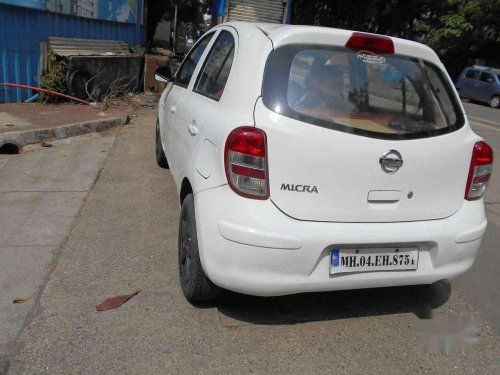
155, 22, 493, 302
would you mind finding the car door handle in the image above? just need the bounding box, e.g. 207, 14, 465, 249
188, 121, 198, 136
170, 104, 176, 113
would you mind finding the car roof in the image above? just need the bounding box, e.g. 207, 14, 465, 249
467, 65, 500, 74
221, 21, 442, 66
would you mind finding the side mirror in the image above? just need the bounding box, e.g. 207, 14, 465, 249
487, 77, 495, 83
154, 66, 173, 83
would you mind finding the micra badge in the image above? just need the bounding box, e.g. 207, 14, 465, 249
281, 184, 318, 193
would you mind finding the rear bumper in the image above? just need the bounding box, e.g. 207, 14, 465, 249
195, 185, 487, 297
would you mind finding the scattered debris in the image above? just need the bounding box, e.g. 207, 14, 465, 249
41, 142, 53, 148
150, 47, 171, 56
127, 92, 160, 109
13, 296, 31, 304
96, 290, 140, 311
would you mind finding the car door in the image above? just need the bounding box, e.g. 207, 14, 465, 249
477, 72, 495, 103
170, 29, 237, 185
160, 32, 215, 170
461, 69, 477, 99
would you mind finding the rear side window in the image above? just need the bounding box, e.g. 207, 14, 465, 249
465, 69, 477, 79
263, 45, 464, 140
194, 31, 235, 100
175, 33, 214, 87
479, 72, 493, 82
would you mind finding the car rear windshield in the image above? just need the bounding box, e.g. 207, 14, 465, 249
262, 45, 464, 140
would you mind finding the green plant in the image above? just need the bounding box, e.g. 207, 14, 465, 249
39, 59, 68, 103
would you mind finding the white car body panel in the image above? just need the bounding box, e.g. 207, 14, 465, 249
255, 98, 480, 222
195, 185, 486, 296
157, 22, 488, 296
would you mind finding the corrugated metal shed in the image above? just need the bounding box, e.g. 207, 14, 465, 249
0, 3, 146, 103
228, 0, 287, 23
49, 37, 132, 57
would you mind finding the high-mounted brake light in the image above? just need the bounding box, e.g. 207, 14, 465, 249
465, 141, 493, 200
225, 126, 269, 199
345, 32, 395, 54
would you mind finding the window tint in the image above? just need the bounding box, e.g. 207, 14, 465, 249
263, 45, 464, 140
175, 33, 214, 87
479, 72, 493, 82
465, 69, 477, 79
194, 31, 235, 100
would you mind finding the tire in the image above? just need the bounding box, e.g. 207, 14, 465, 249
178, 194, 220, 302
417, 280, 451, 310
155, 120, 169, 169
66, 66, 94, 100
489, 95, 500, 109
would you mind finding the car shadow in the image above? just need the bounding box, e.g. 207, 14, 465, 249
208, 281, 451, 326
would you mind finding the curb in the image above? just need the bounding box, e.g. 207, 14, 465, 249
0, 116, 128, 150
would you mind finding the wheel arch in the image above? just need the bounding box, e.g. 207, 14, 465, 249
180, 177, 193, 205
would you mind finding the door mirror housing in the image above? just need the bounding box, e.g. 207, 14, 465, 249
154, 66, 173, 83
487, 77, 495, 83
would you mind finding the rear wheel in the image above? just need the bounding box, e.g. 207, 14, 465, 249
178, 194, 220, 302
489, 95, 500, 108
155, 120, 169, 168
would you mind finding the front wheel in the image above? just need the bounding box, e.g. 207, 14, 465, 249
178, 194, 220, 302
489, 95, 500, 109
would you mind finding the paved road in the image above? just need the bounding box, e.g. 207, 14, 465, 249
1, 109, 499, 374
463, 101, 499, 125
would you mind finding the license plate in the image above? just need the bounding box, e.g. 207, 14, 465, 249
330, 247, 418, 274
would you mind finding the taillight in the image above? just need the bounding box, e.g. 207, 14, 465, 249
345, 32, 395, 54
224, 126, 269, 199
465, 141, 493, 200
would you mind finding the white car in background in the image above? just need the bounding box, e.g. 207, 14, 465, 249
154, 22, 493, 302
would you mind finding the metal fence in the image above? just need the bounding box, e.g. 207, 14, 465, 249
0, 3, 146, 103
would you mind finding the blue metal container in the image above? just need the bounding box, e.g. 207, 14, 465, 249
0, 2, 146, 103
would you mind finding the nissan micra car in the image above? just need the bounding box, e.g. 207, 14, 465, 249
154, 22, 493, 302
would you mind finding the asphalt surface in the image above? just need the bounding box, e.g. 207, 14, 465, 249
463, 101, 499, 125
0, 107, 498, 374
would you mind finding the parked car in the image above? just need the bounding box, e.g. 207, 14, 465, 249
154, 22, 493, 302
455, 65, 500, 108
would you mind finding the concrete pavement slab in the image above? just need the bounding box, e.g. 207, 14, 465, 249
0, 134, 115, 192
0, 131, 117, 370
0, 192, 86, 246
0, 246, 57, 354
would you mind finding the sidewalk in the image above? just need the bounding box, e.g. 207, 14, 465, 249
0, 129, 119, 371
0, 103, 133, 151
